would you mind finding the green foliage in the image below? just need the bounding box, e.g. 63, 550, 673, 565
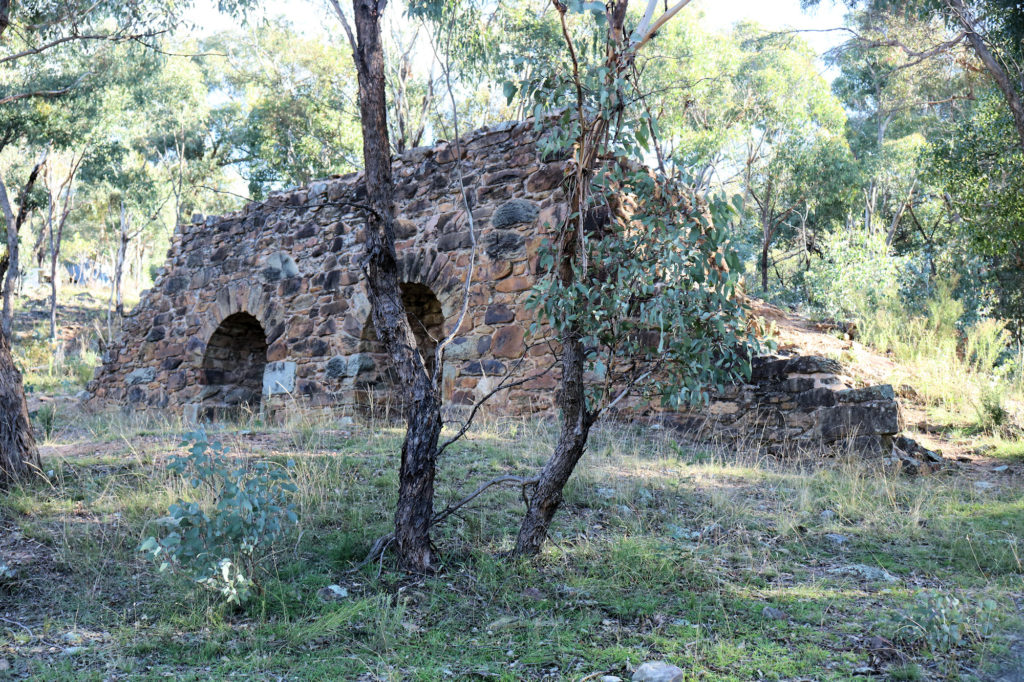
31, 403, 59, 441
975, 381, 1010, 433
805, 230, 910, 320
529, 161, 760, 407
903, 589, 998, 654
202, 20, 363, 199
139, 431, 298, 604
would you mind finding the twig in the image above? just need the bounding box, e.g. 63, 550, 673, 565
429, 20, 476, 387
437, 359, 557, 455
432, 475, 540, 527
345, 532, 395, 574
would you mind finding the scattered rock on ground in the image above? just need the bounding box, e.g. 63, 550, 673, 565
828, 564, 898, 583
865, 635, 906, 664
632, 661, 684, 682
317, 584, 348, 602
520, 587, 544, 601
825, 533, 849, 546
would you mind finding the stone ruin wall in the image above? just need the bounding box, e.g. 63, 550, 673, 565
87, 120, 932, 462
88, 120, 567, 419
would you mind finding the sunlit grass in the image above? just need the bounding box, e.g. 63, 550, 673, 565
1, 411, 1020, 680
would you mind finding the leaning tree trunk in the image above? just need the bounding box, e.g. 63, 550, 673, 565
351, 0, 442, 573
947, 0, 1024, 154
760, 232, 771, 292
0, 330, 40, 486
514, 333, 594, 556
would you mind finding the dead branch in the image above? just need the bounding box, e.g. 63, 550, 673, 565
431, 475, 540, 527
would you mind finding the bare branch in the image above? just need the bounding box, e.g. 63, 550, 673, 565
327, 0, 359, 56
431, 475, 540, 527
631, 0, 696, 54
0, 28, 167, 66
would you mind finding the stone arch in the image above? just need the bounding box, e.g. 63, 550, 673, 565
192, 282, 282, 363
341, 247, 464, 347
343, 248, 466, 415
199, 312, 268, 419
359, 282, 446, 376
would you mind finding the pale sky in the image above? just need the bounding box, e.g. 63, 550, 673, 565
185, 0, 851, 58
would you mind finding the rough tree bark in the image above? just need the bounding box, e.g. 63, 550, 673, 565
0, 329, 40, 485
348, 0, 442, 572
944, 0, 1024, 153
0, 157, 44, 488
513, 333, 594, 555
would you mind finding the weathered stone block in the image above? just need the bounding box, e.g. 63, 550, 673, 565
815, 402, 899, 441
484, 230, 525, 259
837, 384, 895, 403
492, 199, 538, 227
263, 361, 297, 395
125, 368, 156, 386
491, 325, 525, 358
485, 304, 515, 325
796, 387, 838, 408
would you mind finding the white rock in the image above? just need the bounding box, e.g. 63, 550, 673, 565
828, 564, 898, 583
317, 584, 349, 602
632, 661, 684, 682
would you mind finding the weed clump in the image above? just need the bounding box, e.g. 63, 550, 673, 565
139, 430, 298, 604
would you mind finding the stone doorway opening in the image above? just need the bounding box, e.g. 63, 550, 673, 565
200, 312, 268, 420
357, 282, 445, 414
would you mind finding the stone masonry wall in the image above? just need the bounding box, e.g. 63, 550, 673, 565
87, 120, 924, 460
88, 121, 565, 420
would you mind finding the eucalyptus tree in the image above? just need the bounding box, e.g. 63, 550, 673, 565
202, 19, 364, 199
0, 0, 200, 486
505, 0, 763, 556
810, 0, 1024, 152
725, 26, 851, 291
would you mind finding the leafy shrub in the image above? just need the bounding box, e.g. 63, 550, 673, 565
139, 431, 298, 604
31, 403, 59, 440
805, 230, 910, 321
903, 589, 997, 653
965, 319, 1009, 376
975, 382, 1010, 433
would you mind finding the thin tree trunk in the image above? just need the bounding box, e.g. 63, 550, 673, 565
115, 202, 129, 317
47, 181, 57, 342
947, 0, 1024, 153
0, 0, 9, 40
0, 327, 40, 486
46, 164, 76, 342
513, 334, 593, 555
511, 0, 631, 557
349, 0, 441, 573
0, 153, 47, 337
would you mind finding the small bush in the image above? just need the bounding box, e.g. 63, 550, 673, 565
902, 589, 998, 654
31, 403, 60, 441
975, 382, 1010, 433
139, 431, 298, 604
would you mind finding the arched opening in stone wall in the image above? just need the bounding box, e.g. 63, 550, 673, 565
356, 282, 445, 414
200, 312, 268, 420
